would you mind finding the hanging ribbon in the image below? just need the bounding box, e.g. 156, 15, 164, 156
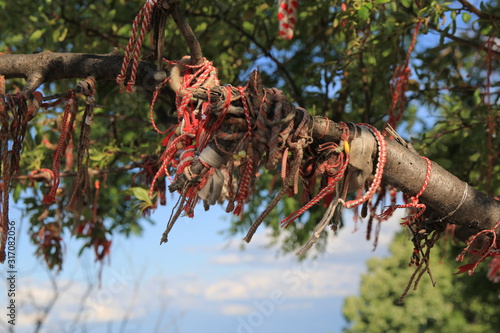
277, 0, 298, 40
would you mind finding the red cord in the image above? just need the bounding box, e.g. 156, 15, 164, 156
117, 0, 158, 91
379, 156, 432, 224
387, 20, 422, 129
345, 124, 387, 209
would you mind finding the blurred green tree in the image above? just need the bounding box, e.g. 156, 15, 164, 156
343, 231, 500, 332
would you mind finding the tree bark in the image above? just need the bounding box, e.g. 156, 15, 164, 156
0, 51, 158, 95
1, 51, 499, 242
314, 118, 500, 241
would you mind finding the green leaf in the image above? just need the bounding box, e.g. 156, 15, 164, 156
358, 5, 371, 21
89, 152, 107, 162
333, 18, 340, 28
53, 26, 68, 42
29, 29, 44, 43
106, 9, 116, 21
469, 152, 480, 162
242, 21, 254, 32
117, 25, 130, 37
129, 222, 142, 235
481, 24, 493, 35
462, 12, 471, 23
400, 0, 412, 9
196, 21, 208, 34
131, 187, 152, 204
473, 89, 481, 105
13, 183, 22, 203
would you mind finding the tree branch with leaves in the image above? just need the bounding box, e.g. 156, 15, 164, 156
1, 0, 499, 289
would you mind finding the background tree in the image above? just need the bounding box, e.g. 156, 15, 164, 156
0, 0, 499, 284
343, 231, 500, 332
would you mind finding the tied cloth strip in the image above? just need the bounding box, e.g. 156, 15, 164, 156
42, 91, 77, 204
280, 122, 351, 229
283, 123, 388, 255
152, 69, 312, 244
148, 57, 220, 199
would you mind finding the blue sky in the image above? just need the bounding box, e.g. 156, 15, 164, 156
2, 198, 404, 333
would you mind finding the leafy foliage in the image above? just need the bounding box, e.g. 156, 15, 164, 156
343, 231, 500, 332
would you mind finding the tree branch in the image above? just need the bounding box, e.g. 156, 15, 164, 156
0, 50, 158, 96
428, 24, 500, 59
207, 5, 305, 105
457, 0, 500, 21
2, 51, 500, 244
311, 117, 500, 242
168, 0, 203, 65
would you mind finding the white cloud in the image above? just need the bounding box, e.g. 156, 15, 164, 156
191, 261, 364, 306
162, 211, 405, 314
205, 280, 250, 301
8, 205, 404, 332
220, 304, 254, 316
10, 270, 149, 330
210, 253, 257, 265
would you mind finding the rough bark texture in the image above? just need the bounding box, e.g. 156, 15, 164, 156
0, 51, 158, 95
2, 51, 499, 242
383, 139, 500, 240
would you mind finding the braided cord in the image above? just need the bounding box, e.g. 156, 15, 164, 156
277, 0, 298, 39
345, 123, 387, 209
43, 92, 76, 205
456, 221, 500, 275
233, 87, 253, 215
117, 0, 158, 91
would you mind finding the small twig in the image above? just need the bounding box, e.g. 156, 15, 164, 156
160, 183, 188, 244
42, 92, 72, 101
428, 24, 500, 59
155, 8, 169, 68
9, 164, 140, 182
457, 0, 500, 21
169, 0, 203, 65
33, 271, 62, 333
208, 5, 305, 105
385, 123, 418, 154
67, 282, 95, 332
60, 4, 125, 46
423, 124, 473, 141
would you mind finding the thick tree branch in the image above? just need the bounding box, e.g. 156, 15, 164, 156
313, 119, 500, 242
0, 51, 158, 95
2, 51, 500, 244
